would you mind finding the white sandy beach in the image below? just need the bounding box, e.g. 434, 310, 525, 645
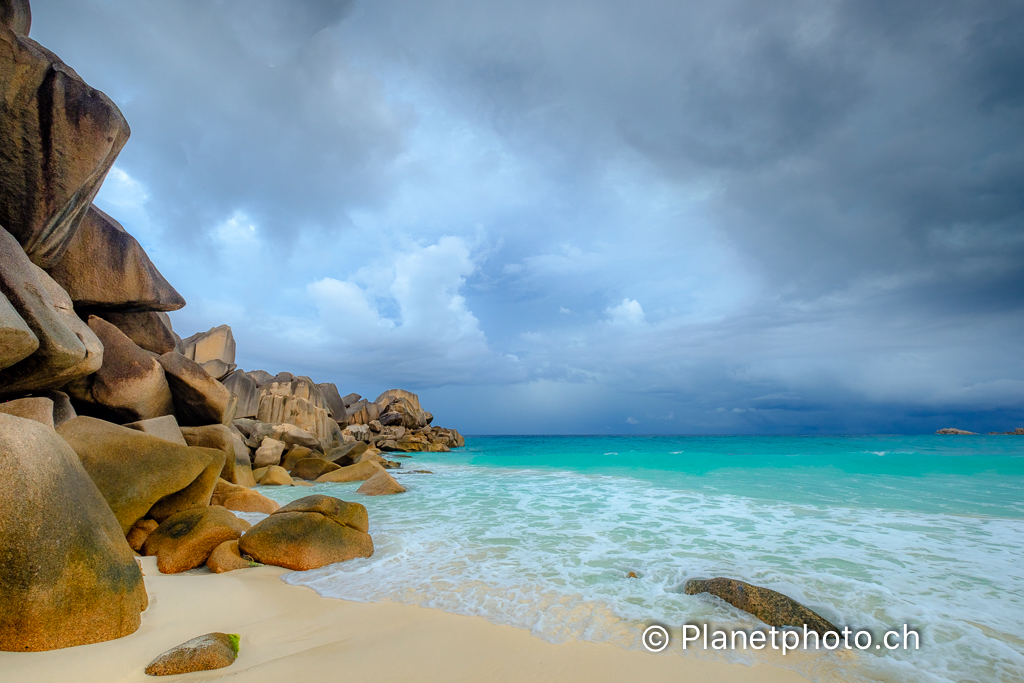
1, 557, 808, 683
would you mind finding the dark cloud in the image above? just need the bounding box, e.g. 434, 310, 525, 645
25, 0, 1024, 433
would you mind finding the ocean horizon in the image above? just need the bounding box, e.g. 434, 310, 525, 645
241, 434, 1024, 683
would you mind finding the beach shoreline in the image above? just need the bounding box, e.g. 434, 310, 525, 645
1, 556, 808, 683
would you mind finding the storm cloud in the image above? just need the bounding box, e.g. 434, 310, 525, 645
29, 0, 1024, 433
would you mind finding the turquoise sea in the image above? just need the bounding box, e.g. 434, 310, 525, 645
253, 435, 1024, 683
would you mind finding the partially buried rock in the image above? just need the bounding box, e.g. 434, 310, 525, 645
239, 494, 372, 570
684, 577, 838, 636
0, 413, 148, 651
142, 506, 250, 574
356, 469, 406, 496
145, 632, 239, 676
206, 540, 257, 573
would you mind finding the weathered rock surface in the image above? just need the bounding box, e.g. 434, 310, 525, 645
182, 324, 235, 365
255, 375, 341, 447
142, 506, 250, 574
47, 205, 184, 310
145, 632, 239, 676
0, 413, 147, 651
1, 0, 31, 36
257, 465, 295, 486
206, 540, 256, 573
222, 370, 259, 419
357, 469, 406, 496
345, 398, 379, 425
314, 460, 385, 484
280, 445, 315, 472
181, 424, 255, 487
124, 414, 187, 446
325, 440, 368, 465
239, 494, 372, 570
157, 352, 235, 426
95, 310, 176, 355
57, 416, 224, 532
317, 382, 348, 423
0, 28, 129, 269
0, 395, 52, 427
291, 457, 340, 481
684, 577, 838, 636
211, 479, 279, 514
253, 437, 285, 468
87, 316, 174, 421
126, 518, 159, 553
0, 228, 103, 396
0, 291, 37, 371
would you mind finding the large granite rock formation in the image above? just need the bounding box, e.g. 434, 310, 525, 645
180, 424, 255, 487
57, 416, 224, 532
47, 205, 184, 311
0, 413, 148, 651
158, 352, 235, 426
256, 374, 340, 447
95, 310, 176, 355
0, 227, 102, 397
0, 25, 129, 268
142, 506, 250, 574
86, 315, 174, 421
222, 369, 259, 419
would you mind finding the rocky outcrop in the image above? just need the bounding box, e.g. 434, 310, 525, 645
124, 414, 187, 445
315, 460, 385, 483
256, 374, 340, 448
257, 465, 296, 486
57, 416, 224, 532
0, 30, 129, 268
145, 632, 239, 676
207, 540, 256, 573
0, 395, 53, 427
253, 437, 285, 468
0, 227, 102, 397
317, 382, 347, 423
238, 494, 373, 570
211, 478, 279, 514
86, 316, 174, 421
1, 0, 31, 36
357, 469, 406, 496
936, 428, 977, 435
684, 577, 838, 636
47, 205, 184, 310
142, 506, 250, 574
291, 457, 340, 481
94, 310, 176, 355
182, 324, 235, 366
157, 352, 235, 426
0, 413, 147, 651
180, 424, 256, 487
222, 370, 259, 419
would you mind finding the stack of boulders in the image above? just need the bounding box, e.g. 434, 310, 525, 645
0, 0, 461, 654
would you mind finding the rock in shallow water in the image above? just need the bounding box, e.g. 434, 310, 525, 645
356, 469, 406, 496
684, 577, 838, 636
145, 632, 239, 676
